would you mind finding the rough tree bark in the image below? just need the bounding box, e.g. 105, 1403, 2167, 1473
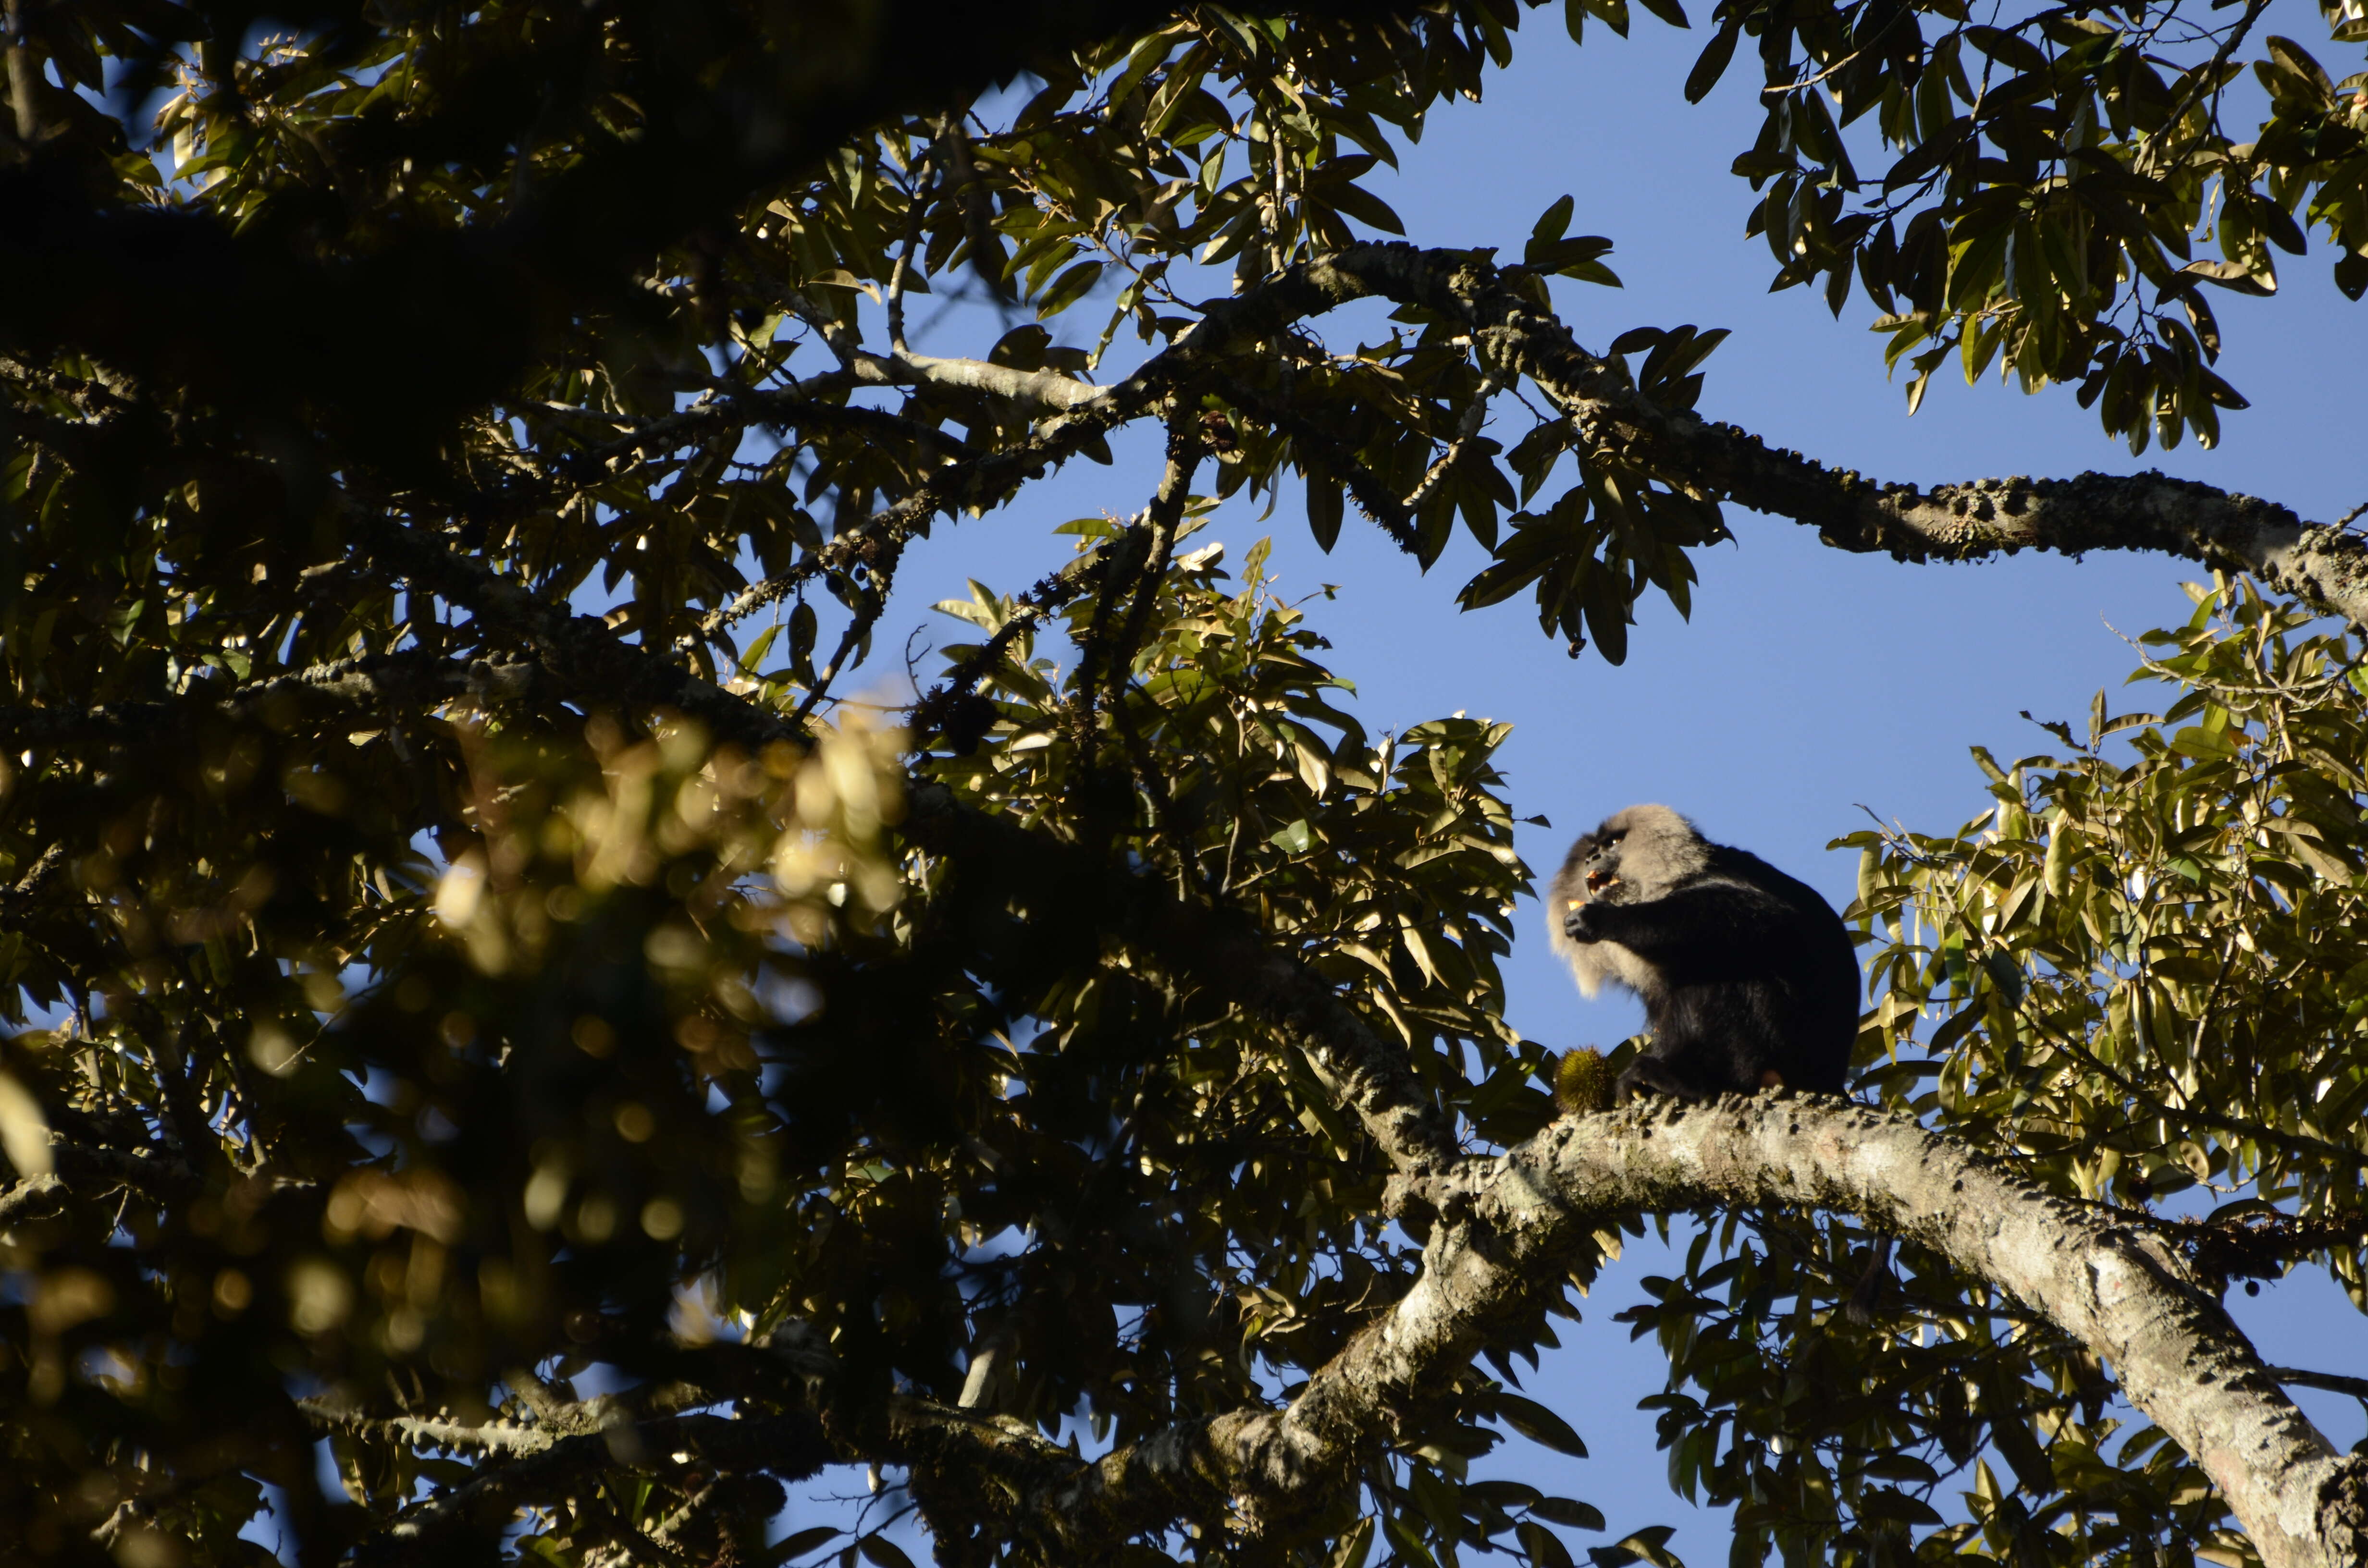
894, 1096, 2368, 1568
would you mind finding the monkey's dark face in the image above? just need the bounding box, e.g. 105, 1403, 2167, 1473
1557, 825, 1635, 909
1547, 805, 1709, 929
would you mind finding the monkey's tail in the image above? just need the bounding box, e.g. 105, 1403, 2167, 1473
1843, 1235, 1894, 1325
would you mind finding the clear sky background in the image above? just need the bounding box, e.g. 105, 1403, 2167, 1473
825, 1, 2368, 1558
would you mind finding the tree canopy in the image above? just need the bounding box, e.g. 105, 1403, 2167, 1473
5, 3, 2368, 1568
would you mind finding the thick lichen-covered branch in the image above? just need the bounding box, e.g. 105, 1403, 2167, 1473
1093, 243, 2368, 623
897, 1098, 2363, 1568
1480, 1101, 2365, 1568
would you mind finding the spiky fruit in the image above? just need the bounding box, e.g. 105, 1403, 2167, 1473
1554, 1048, 1613, 1116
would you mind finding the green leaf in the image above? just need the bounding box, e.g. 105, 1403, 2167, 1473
789, 600, 820, 672
1036, 258, 1105, 318
1532, 1497, 1607, 1530
1489, 1393, 1590, 1456
1977, 1371, 2058, 1494
2168, 724, 2238, 758
1107, 29, 1177, 107
1857, 1454, 1941, 1485
769, 1529, 844, 1565
1329, 182, 1407, 236
739, 623, 781, 673
1307, 476, 1345, 552
1684, 18, 1741, 102
1591, 1526, 1684, 1568
1856, 1489, 1945, 1525
1926, 1004, 1984, 1057
1581, 0, 1631, 40
1518, 1521, 1578, 1568
1531, 194, 1577, 244
2181, 258, 2275, 295
1526, 235, 1619, 280
1964, 24, 2048, 73
1383, 1514, 1438, 1568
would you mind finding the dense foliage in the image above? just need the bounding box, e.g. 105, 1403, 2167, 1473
2, 2, 2364, 1567
1624, 583, 2368, 1567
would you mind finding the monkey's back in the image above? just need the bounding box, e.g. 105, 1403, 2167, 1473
1637, 848, 1859, 1097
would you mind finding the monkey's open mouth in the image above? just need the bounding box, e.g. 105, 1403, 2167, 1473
1586, 871, 1621, 894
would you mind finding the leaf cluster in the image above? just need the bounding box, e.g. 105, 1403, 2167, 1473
1688, 0, 2367, 450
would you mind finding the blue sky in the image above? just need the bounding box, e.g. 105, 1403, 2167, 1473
837, 2, 2368, 1557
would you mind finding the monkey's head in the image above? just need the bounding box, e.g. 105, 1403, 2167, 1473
1549, 804, 1708, 915
1547, 805, 1710, 998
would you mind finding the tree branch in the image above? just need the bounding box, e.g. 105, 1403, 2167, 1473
862, 348, 1102, 410
0, 649, 541, 748
539, 384, 974, 475
1471, 1099, 2363, 1568
688, 246, 1476, 642
357, 520, 806, 755
896, 1097, 2364, 1568
1071, 414, 1201, 749
694, 242, 2368, 660
339, 1410, 831, 1567
0, 1171, 62, 1226
1283, 244, 2368, 625
1210, 372, 1424, 555
908, 553, 1100, 748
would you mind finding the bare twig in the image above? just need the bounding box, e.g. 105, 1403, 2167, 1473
888, 124, 950, 353
2269, 1367, 2368, 1403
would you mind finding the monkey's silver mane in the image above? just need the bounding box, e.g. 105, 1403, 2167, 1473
1547, 804, 1712, 1001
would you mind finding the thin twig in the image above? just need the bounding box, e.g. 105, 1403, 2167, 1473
1069, 413, 1200, 757
2266, 1366, 2368, 1402
790, 545, 901, 728
888, 124, 951, 353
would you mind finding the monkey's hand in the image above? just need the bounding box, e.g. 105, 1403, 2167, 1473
1561, 900, 1612, 943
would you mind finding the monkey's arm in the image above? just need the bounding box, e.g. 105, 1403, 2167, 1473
1561, 882, 1792, 964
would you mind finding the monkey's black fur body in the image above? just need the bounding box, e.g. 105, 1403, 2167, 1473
1550, 805, 1859, 1104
